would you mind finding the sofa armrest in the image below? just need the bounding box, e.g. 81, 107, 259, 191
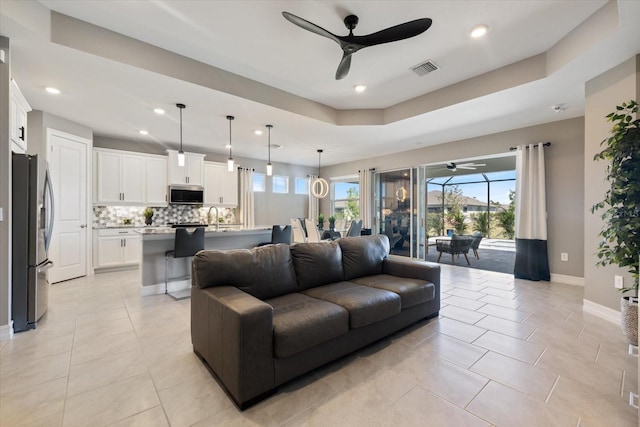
382, 255, 441, 288
191, 286, 274, 407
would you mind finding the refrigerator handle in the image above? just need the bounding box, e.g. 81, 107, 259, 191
44, 166, 55, 253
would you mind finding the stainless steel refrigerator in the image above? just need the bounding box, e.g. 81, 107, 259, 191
12, 153, 55, 332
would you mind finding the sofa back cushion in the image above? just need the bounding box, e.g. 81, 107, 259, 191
338, 235, 390, 280
291, 241, 344, 290
192, 243, 297, 300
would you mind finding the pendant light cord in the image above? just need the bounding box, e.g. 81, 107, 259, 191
179, 107, 183, 150
317, 149, 323, 177
228, 117, 232, 158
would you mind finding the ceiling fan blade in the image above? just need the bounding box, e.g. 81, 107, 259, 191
457, 166, 477, 170
458, 163, 486, 168
282, 12, 341, 45
354, 18, 432, 47
336, 52, 352, 80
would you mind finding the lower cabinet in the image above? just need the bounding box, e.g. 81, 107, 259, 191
94, 229, 141, 268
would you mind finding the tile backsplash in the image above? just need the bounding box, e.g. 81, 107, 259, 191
93, 205, 237, 227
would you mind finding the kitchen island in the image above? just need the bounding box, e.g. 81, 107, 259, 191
137, 226, 271, 295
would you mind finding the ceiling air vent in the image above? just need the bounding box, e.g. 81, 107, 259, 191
411, 60, 439, 76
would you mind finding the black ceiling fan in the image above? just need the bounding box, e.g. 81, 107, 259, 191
282, 11, 432, 80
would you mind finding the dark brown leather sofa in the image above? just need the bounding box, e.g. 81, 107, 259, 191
191, 235, 440, 409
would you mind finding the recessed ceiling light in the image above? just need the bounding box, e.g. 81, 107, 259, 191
470, 24, 489, 38
153, 108, 165, 115
45, 87, 60, 94
254, 130, 263, 135
354, 84, 367, 93
139, 130, 149, 135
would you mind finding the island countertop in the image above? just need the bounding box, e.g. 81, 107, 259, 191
135, 226, 271, 240
138, 226, 272, 294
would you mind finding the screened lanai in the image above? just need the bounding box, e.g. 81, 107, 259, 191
375, 155, 517, 274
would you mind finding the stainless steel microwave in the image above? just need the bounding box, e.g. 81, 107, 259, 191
168, 185, 204, 205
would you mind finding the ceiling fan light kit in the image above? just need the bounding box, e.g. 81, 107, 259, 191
282, 11, 432, 80
311, 149, 329, 198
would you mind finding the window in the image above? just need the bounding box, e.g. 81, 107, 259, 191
272, 175, 289, 194
253, 173, 265, 192
331, 176, 359, 220
294, 177, 308, 195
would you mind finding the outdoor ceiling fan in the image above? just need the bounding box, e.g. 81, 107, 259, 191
282, 11, 432, 80
445, 162, 486, 172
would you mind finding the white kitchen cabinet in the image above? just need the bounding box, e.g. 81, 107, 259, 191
204, 162, 238, 207
95, 149, 145, 204
10, 79, 32, 154
167, 150, 205, 185
94, 228, 141, 268
145, 156, 168, 205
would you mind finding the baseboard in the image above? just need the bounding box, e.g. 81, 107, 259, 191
0, 322, 14, 341
583, 299, 621, 325
550, 274, 585, 286
141, 279, 190, 296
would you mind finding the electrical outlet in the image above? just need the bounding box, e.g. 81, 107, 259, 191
560, 252, 568, 261
615, 275, 624, 289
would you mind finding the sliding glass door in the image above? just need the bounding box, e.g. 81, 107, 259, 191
374, 168, 416, 257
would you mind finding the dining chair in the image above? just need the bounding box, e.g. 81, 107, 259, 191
290, 218, 307, 243
345, 219, 362, 237
304, 218, 322, 243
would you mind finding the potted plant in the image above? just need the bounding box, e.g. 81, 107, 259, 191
591, 100, 640, 345
143, 207, 154, 226
317, 213, 325, 230
328, 215, 336, 231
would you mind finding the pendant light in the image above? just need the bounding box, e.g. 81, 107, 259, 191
226, 115, 234, 172
311, 149, 329, 198
176, 103, 186, 166
266, 124, 273, 176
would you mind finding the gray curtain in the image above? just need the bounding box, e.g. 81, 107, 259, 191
514, 143, 550, 281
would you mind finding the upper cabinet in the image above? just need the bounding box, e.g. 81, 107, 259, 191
94, 148, 167, 206
10, 80, 32, 154
204, 162, 238, 207
95, 150, 145, 204
145, 156, 168, 205
167, 150, 205, 185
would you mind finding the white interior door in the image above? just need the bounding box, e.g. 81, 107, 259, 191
48, 130, 89, 283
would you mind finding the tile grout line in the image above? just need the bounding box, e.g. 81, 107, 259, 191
533, 347, 548, 367
544, 374, 561, 404
594, 344, 602, 363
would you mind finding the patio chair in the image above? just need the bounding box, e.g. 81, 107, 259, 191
436, 235, 473, 265
383, 219, 403, 248
470, 232, 484, 259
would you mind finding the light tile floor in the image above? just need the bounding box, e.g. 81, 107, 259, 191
1, 266, 637, 426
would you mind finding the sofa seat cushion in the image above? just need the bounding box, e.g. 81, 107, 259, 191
350, 274, 435, 309
302, 281, 401, 329
266, 293, 349, 358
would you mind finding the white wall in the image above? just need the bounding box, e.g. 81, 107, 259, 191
321, 117, 585, 279
0, 36, 12, 337
584, 55, 640, 310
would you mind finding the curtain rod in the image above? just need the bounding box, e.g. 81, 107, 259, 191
509, 142, 551, 151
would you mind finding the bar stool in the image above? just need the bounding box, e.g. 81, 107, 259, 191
164, 227, 205, 300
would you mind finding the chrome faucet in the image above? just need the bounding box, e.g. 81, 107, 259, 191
207, 206, 219, 231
